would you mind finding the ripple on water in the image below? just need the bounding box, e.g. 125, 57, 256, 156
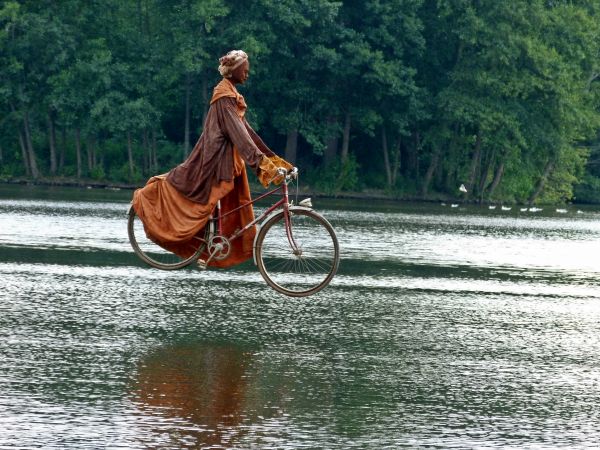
1, 196, 600, 448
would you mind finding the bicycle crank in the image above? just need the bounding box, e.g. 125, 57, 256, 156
206, 235, 231, 262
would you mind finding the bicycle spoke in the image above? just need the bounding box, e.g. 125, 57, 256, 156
301, 255, 329, 272
256, 209, 339, 296
128, 209, 205, 270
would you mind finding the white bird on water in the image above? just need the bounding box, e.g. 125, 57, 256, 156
459, 184, 467, 193
501, 206, 512, 211
556, 208, 567, 214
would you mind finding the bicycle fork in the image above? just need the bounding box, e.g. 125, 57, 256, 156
283, 205, 302, 257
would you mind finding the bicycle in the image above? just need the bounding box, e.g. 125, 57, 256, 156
128, 168, 340, 297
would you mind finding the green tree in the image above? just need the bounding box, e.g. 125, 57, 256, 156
1, 0, 599, 202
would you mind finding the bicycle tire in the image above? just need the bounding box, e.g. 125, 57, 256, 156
255, 208, 340, 297
127, 206, 205, 270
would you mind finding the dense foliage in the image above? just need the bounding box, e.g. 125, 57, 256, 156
1, 0, 600, 203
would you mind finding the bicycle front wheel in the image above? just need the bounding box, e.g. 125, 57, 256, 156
255, 208, 340, 297
127, 206, 205, 270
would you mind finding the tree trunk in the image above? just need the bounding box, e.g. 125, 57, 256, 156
201, 75, 209, 130
87, 136, 95, 172
183, 73, 191, 160
381, 127, 392, 187
93, 138, 98, 168
399, 134, 409, 176
127, 131, 134, 180
477, 155, 488, 196
0, 143, 3, 165
284, 128, 298, 164
477, 147, 495, 201
143, 129, 150, 174
415, 132, 421, 177
340, 111, 351, 163
421, 147, 440, 197
23, 111, 39, 179
487, 161, 505, 198
403, 130, 419, 178
17, 129, 31, 177
100, 148, 105, 175
323, 116, 338, 167
75, 128, 82, 179
59, 127, 66, 172
391, 135, 401, 186
152, 129, 158, 171
466, 131, 482, 196
528, 159, 554, 205
324, 136, 338, 166
47, 110, 57, 175
444, 165, 458, 193
9, 102, 30, 176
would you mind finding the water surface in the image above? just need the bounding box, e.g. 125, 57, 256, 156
1, 185, 599, 448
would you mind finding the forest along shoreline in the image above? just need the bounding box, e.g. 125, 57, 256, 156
0, 177, 401, 202
2, 3, 600, 208
2, 177, 599, 206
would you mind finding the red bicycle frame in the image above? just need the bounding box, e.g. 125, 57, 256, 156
212, 175, 300, 252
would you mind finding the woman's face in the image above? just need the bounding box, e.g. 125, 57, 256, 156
230, 60, 249, 84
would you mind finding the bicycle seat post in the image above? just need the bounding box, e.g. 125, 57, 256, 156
216, 200, 223, 235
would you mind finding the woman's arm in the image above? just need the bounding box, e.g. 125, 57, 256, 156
216, 97, 291, 187
217, 98, 265, 169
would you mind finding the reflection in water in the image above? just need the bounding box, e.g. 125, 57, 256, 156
133, 343, 251, 447
1, 188, 600, 448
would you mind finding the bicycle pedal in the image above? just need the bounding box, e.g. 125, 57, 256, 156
196, 259, 207, 270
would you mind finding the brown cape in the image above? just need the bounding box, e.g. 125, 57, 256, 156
132, 78, 279, 268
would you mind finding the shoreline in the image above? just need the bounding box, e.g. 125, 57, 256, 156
1, 176, 597, 206
0, 176, 435, 203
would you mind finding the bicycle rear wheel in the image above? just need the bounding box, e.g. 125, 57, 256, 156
255, 208, 340, 297
127, 206, 205, 270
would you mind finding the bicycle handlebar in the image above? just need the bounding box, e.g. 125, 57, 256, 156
277, 166, 298, 182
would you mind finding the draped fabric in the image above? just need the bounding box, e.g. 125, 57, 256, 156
132, 78, 275, 268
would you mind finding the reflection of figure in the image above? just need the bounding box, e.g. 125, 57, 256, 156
133, 344, 250, 446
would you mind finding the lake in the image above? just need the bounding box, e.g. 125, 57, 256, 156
1, 184, 599, 448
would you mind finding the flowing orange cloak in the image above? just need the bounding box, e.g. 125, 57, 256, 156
132, 79, 258, 268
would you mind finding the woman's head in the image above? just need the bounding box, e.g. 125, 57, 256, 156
218, 50, 249, 84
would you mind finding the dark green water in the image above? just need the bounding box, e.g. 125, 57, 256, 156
1, 185, 599, 448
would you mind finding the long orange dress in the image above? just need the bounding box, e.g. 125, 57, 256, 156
132, 78, 287, 268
